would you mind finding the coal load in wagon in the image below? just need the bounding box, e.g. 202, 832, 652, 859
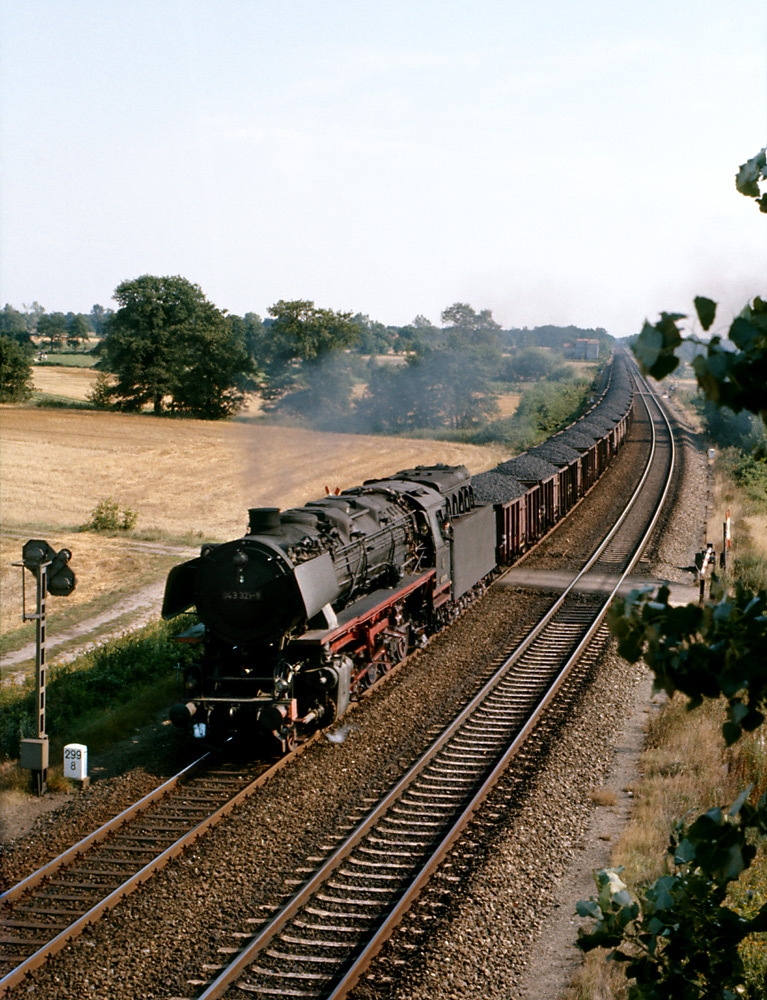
472, 470, 528, 505
528, 440, 581, 467
495, 454, 559, 482
593, 401, 630, 421
557, 429, 599, 452
579, 414, 616, 435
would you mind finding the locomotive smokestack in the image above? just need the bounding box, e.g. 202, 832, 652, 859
248, 507, 281, 533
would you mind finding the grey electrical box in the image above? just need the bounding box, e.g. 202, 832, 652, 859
20, 737, 49, 771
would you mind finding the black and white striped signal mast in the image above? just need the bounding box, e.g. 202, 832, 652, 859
14, 540, 76, 795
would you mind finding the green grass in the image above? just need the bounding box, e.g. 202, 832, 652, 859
0, 673, 178, 796
35, 353, 98, 368
0, 616, 196, 762
31, 392, 95, 409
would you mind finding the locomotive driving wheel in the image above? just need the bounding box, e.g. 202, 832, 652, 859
359, 660, 380, 690
384, 626, 409, 666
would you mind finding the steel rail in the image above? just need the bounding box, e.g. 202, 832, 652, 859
193, 375, 675, 1000
0, 752, 211, 906
0, 737, 320, 995
0, 369, 672, 999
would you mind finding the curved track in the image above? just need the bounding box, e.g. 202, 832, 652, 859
185, 374, 675, 1000
0, 373, 673, 999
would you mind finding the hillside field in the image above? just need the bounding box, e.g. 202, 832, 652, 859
0, 385, 508, 651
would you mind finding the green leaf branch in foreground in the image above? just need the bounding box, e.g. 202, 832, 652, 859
578, 147, 767, 999
634, 296, 767, 425
608, 583, 767, 746
736, 147, 767, 213
577, 790, 767, 1000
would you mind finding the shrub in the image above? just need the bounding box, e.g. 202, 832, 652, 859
86, 497, 139, 532
0, 334, 33, 402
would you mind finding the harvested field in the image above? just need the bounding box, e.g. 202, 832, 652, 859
0, 401, 508, 655
31, 365, 101, 401
0, 408, 506, 537
0, 533, 181, 645
495, 392, 522, 417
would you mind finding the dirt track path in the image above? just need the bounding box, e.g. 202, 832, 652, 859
1, 579, 167, 678
1, 537, 200, 683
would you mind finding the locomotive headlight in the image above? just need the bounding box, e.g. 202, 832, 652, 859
233, 549, 249, 585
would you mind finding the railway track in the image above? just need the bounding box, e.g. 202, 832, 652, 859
0, 375, 673, 999
175, 376, 675, 1000
0, 746, 319, 994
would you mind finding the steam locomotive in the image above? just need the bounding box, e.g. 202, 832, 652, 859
162, 353, 635, 752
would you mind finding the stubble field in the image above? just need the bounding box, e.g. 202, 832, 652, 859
1, 374, 508, 654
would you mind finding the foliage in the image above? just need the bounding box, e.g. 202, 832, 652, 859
578, 790, 767, 1000
0, 618, 196, 760
0, 303, 31, 345
616, 147, 767, 740
634, 294, 767, 425
0, 334, 33, 402
350, 313, 397, 355
37, 311, 68, 350
358, 303, 504, 433
102, 274, 252, 418
694, 397, 767, 455
736, 454, 767, 508
226, 311, 265, 360
501, 323, 611, 354
609, 582, 767, 746
736, 147, 767, 213
85, 497, 139, 532
578, 148, 767, 995
441, 301, 500, 342
359, 339, 501, 432
253, 299, 359, 411
505, 346, 563, 381
272, 351, 358, 427
87, 372, 114, 409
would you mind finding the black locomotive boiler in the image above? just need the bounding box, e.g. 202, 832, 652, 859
162, 465, 496, 751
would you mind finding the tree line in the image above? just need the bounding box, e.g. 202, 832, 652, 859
0, 276, 606, 435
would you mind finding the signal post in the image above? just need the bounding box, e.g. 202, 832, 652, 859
14, 540, 76, 795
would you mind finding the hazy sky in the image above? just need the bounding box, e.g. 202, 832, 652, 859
1, 0, 765, 338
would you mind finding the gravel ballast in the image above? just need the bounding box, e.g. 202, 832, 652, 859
2, 390, 707, 1000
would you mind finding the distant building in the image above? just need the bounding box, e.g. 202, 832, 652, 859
574, 338, 599, 360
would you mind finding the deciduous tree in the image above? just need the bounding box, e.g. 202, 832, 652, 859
254, 299, 359, 407
102, 275, 252, 418
0, 335, 33, 402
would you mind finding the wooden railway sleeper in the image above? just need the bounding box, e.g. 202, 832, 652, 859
265, 951, 346, 964
303, 907, 374, 922
292, 919, 367, 932
279, 936, 353, 949
314, 894, 386, 908
345, 857, 412, 870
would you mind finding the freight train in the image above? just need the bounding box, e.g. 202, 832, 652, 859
162, 352, 635, 752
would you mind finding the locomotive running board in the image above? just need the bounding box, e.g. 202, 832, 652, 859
291, 570, 436, 648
